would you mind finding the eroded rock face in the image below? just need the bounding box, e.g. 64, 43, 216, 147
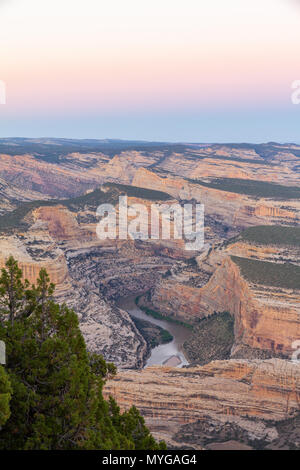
0, 232, 70, 286
0, 140, 299, 449
104, 359, 300, 448
55, 284, 148, 369
224, 240, 300, 265
0, 150, 158, 198
33, 205, 92, 242
0, 192, 196, 369
2, 194, 297, 363
0, 208, 149, 369
146, 255, 300, 357
1, 141, 299, 209
0, 154, 95, 198
0, 176, 50, 215
157, 151, 300, 186
0, 177, 298, 365
132, 168, 300, 229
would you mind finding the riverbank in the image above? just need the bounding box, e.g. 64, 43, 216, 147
117, 295, 192, 368
135, 295, 193, 330
130, 315, 173, 348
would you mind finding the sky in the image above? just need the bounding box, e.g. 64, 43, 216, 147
0, 0, 300, 142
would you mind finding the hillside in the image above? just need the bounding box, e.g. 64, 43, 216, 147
231, 255, 300, 290
104, 359, 300, 450
235, 225, 300, 247
188, 177, 300, 200
0, 183, 172, 233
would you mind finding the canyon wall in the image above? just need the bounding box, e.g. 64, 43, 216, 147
0, 234, 70, 287
224, 240, 300, 265
156, 147, 300, 186
132, 168, 299, 229
147, 256, 300, 357
0, 208, 150, 369
104, 359, 300, 448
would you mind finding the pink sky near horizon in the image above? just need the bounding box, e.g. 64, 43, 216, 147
0, 0, 300, 141
1, 0, 299, 112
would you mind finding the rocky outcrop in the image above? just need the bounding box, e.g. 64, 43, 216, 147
0, 140, 299, 380
224, 240, 300, 265
0, 232, 70, 286
209, 258, 300, 357
33, 205, 92, 242
103, 152, 158, 183
0, 213, 149, 369
104, 359, 300, 448
145, 255, 300, 357
0, 150, 158, 199
132, 168, 299, 230
0, 175, 50, 215
56, 284, 148, 369
156, 151, 300, 186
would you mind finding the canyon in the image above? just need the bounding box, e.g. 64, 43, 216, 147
0, 138, 299, 448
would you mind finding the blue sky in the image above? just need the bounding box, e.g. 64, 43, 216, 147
0, 0, 300, 142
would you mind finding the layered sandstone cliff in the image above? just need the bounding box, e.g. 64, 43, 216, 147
132, 168, 299, 230
0, 207, 149, 369
223, 240, 300, 265
104, 359, 300, 448
0, 141, 299, 376
0, 175, 50, 215
33, 205, 93, 243
156, 151, 300, 186
1, 141, 299, 206
145, 255, 300, 357
0, 232, 70, 287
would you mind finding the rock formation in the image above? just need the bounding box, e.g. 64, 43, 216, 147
0, 139, 299, 448
144, 251, 300, 358
132, 168, 299, 230
104, 359, 300, 449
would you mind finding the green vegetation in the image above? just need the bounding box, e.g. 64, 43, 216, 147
183, 312, 234, 365
214, 142, 300, 161
185, 153, 276, 166
0, 200, 60, 232
0, 183, 173, 233
63, 187, 120, 210
135, 296, 193, 330
131, 316, 173, 348
238, 225, 300, 247
0, 257, 166, 450
0, 366, 11, 427
187, 177, 300, 200
231, 255, 300, 289
103, 182, 172, 201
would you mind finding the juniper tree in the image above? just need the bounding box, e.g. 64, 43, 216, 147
0, 256, 29, 325
0, 257, 166, 450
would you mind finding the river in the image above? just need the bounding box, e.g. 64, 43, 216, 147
117, 296, 191, 368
